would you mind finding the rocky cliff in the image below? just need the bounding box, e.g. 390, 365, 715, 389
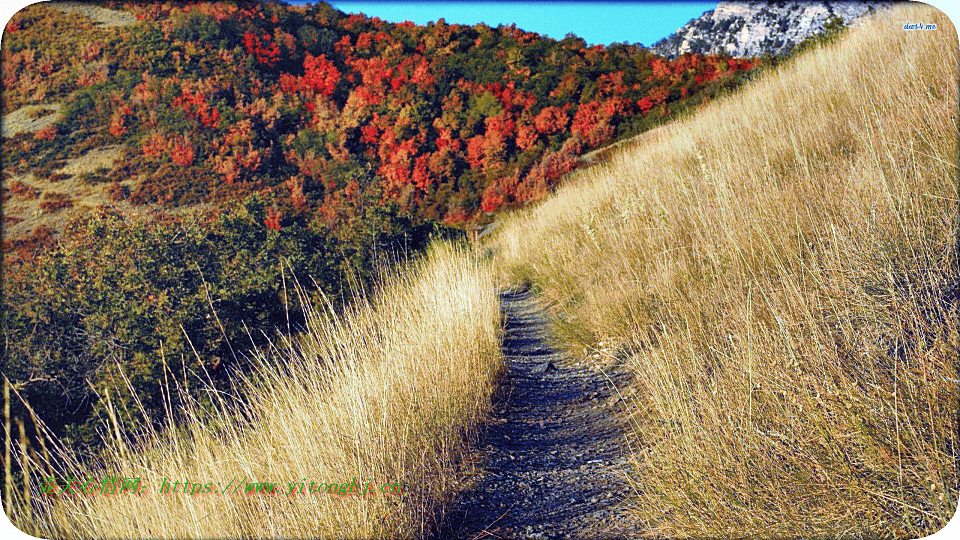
653, 1, 892, 58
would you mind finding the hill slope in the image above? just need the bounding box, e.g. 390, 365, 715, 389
494, 3, 957, 537
2, 0, 763, 449
7, 243, 503, 538
2, 0, 761, 246
4, 2, 957, 539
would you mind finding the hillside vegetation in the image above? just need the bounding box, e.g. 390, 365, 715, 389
6, 242, 501, 538
2, 0, 758, 240
2, 0, 761, 448
492, 3, 958, 537
4, 2, 957, 539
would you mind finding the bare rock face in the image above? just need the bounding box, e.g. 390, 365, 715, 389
653, 1, 893, 59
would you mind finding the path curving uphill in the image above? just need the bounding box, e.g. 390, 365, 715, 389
437, 286, 638, 539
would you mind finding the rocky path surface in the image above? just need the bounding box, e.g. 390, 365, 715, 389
437, 286, 637, 539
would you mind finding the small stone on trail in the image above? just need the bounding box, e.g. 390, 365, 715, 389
533, 361, 558, 373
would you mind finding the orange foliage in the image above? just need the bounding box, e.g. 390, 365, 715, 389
34, 125, 56, 141
516, 121, 538, 151
302, 54, 340, 97
109, 105, 133, 137
242, 32, 280, 66
534, 105, 569, 134
170, 137, 195, 166
264, 207, 282, 230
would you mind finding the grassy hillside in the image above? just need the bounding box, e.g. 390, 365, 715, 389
5, 2, 957, 539
2, 0, 762, 449
492, 3, 958, 537
6, 242, 501, 538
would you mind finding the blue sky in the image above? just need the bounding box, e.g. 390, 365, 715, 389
297, 2, 718, 47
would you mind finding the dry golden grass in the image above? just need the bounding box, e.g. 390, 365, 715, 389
5, 3, 958, 538
1, 145, 140, 241
6, 242, 501, 538
492, 4, 958, 537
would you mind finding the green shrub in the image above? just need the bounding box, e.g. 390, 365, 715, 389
2, 191, 456, 451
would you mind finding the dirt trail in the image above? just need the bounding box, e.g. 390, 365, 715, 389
437, 286, 637, 539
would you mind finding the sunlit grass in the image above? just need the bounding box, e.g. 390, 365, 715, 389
5, 3, 958, 538
492, 4, 958, 537
6, 242, 501, 539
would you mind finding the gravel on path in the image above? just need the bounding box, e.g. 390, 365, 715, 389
436, 286, 639, 539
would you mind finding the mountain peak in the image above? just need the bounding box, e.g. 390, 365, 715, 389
653, 1, 892, 58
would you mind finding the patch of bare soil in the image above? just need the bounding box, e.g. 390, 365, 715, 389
2, 145, 133, 240
49, 2, 137, 28
1, 103, 62, 138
